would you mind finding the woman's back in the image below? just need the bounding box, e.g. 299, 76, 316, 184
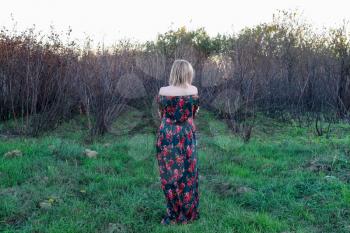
157, 83, 199, 124
159, 84, 198, 96
157, 94, 199, 125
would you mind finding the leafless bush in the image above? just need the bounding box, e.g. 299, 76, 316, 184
78, 45, 136, 136
0, 26, 79, 135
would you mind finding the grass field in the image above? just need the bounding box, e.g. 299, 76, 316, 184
1, 109, 350, 233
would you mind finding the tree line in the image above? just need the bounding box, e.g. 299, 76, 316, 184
0, 10, 349, 139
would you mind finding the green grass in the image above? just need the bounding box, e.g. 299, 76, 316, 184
0, 109, 349, 233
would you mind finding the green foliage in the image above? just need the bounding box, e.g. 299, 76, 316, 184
146, 26, 232, 58
1, 109, 350, 232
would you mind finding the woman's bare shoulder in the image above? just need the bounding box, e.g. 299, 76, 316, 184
158, 86, 169, 95
185, 85, 198, 95
190, 85, 198, 93
159, 85, 198, 96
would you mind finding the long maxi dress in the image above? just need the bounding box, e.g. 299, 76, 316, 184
155, 94, 200, 224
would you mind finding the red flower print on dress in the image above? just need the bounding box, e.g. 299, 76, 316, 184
188, 159, 196, 173
162, 147, 170, 156
187, 178, 193, 187
179, 98, 185, 108
176, 199, 183, 208
187, 131, 192, 141
166, 106, 172, 114
174, 202, 179, 212
176, 125, 181, 133
178, 137, 185, 150
176, 186, 184, 196
166, 159, 174, 170
157, 138, 162, 147
180, 182, 186, 190
186, 145, 193, 158
188, 161, 196, 172
167, 189, 175, 200
166, 130, 173, 140
184, 192, 191, 203
173, 169, 182, 180
175, 155, 184, 165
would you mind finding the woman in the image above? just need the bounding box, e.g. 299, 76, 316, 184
155, 59, 200, 225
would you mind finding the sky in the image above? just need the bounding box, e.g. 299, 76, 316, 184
1, 0, 349, 47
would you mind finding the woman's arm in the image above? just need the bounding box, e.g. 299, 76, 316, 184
193, 105, 199, 119
193, 91, 199, 119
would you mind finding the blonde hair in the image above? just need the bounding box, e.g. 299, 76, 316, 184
169, 59, 194, 87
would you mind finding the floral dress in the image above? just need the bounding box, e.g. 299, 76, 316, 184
155, 94, 200, 224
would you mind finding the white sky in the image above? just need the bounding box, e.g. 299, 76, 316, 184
1, 0, 349, 47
